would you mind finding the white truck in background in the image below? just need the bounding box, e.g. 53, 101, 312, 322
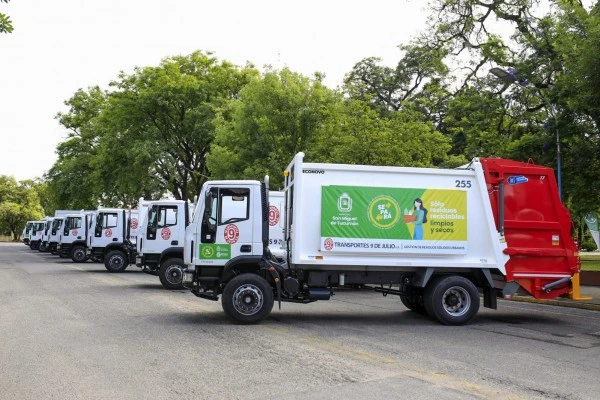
86, 205, 147, 271
38, 217, 55, 252
135, 200, 194, 289
28, 220, 47, 250
47, 210, 83, 254
182, 153, 580, 325
81, 199, 150, 270
22, 221, 34, 246
57, 212, 92, 259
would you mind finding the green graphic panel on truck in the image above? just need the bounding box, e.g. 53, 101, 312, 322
199, 244, 231, 259
321, 185, 467, 254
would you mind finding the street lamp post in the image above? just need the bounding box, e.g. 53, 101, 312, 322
489, 67, 562, 200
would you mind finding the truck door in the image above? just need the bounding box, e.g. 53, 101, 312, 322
198, 187, 255, 265
94, 212, 118, 247
146, 204, 179, 253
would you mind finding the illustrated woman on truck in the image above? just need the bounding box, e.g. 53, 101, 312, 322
412, 198, 427, 240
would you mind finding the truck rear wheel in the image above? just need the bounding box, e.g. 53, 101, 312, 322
424, 275, 479, 325
71, 245, 88, 263
158, 258, 185, 290
222, 273, 274, 324
104, 250, 129, 273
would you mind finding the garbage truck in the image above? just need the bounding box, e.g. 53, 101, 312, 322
38, 217, 55, 252
57, 212, 92, 259
28, 220, 48, 250
181, 153, 580, 325
84, 206, 145, 270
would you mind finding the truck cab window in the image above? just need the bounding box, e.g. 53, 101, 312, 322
219, 188, 250, 225
157, 206, 177, 228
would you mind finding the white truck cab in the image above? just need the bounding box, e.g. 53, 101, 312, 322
28, 220, 47, 250
135, 200, 194, 289
22, 221, 34, 245
48, 217, 64, 254
57, 213, 90, 259
38, 218, 55, 252
85, 200, 149, 271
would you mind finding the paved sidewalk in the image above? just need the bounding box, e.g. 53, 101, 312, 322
512, 285, 600, 311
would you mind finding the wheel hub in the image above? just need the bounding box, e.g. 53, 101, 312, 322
232, 284, 263, 316
165, 265, 183, 285
442, 286, 470, 316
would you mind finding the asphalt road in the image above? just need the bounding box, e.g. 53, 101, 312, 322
1, 242, 599, 400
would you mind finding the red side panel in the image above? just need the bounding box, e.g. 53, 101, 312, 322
480, 158, 580, 299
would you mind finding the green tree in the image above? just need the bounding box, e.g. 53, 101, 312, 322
105, 51, 258, 201
344, 44, 450, 124
0, 175, 45, 241
46, 87, 107, 209
314, 98, 465, 168
0, 0, 13, 34
207, 68, 340, 188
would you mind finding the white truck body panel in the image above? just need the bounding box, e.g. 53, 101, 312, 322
284, 153, 509, 273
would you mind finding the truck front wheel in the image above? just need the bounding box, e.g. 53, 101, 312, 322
71, 245, 88, 263
222, 274, 274, 324
158, 258, 185, 290
424, 275, 479, 325
104, 250, 129, 273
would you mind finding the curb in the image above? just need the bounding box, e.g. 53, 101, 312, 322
510, 296, 600, 311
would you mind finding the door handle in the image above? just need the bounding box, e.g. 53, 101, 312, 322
171, 240, 178, 245
240, 245, 252, 253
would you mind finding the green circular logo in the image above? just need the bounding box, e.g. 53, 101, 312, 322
202, 246, 214, 257
368, 196, 399, 229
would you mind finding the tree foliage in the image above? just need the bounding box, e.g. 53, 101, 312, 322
0, 175, 45, 241
208, 68, 340, 188
44, 2, 600, 225
0, 0, 13, 34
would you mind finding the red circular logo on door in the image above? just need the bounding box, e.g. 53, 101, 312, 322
269, 205, 280, 226
161, 227, 171, 240
105, 228, 112, 238
72, 229, 78, 236
130, 218, 138, 229
324, 238, 334, 251
224, 224, 239, 244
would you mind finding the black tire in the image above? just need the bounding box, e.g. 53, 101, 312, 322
400, 292, 426, 314
104, 250, 129, 272
158, 258, 185, 290
222, 273, 274, 324
71, 245, 88, 263
29, 241, 39, 250
424, 275, 480, 325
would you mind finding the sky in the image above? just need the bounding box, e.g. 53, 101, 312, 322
0, 0, 428, 181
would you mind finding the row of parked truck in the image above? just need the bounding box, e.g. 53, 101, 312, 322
22, 195, 284, 290
22, 153, 581, 325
